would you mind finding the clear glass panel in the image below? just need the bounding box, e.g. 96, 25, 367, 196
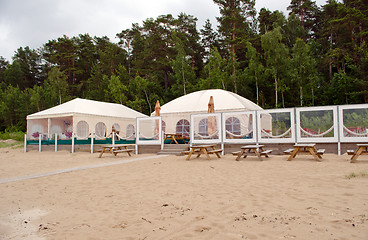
139, 118, 159, 140
342, 108, 368, 137
260, 112, 292, 139
191, 113, 221, 141
223, 112, 255, 141
300, 110, 334, 138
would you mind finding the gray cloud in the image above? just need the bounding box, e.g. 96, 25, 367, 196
0, 0, 328, 62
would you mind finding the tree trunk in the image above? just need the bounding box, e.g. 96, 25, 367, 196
163, 70, 169, 90
255, 70, 259, 105
329, 32, 333, 79
300, 86, 303, 106
232, 18, 237, 93
182, 63, 186, 95
274, 73, 278, 108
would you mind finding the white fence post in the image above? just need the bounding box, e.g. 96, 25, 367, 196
91, 133, 94, 154
38, 134, 42, 152
161, 131, 164, 150
55, 133, 58, 152
71, 133, 75, 153
24, 134, 27, 153
112, 132, 115, 146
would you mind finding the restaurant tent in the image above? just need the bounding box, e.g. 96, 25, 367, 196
26, 98, 147, 140
151, 89, 270, 136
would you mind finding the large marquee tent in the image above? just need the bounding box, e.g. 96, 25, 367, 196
151, 89, 270, 138
27, 98, 147, 141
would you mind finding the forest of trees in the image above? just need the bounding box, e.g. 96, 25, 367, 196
0, 0, 367, 132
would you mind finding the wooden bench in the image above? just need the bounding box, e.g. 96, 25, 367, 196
232, 151, 241, 156
112, 149, 134, 157
183, 149, 200, 155
113, 149, 133, 154
207, 149, 223, 154
347, 150, 355, 155
317, 149, 325, 155
260, 149, 272, 156
283, 148, 294, 155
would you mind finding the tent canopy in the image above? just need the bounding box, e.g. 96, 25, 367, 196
27, 98, 147, 120
152, 89, 263, 116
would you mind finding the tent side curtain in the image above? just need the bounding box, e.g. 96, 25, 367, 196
27, 115, 138, 141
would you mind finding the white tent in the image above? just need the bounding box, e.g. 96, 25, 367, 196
27, 98, 147, 140
151, 89, 270, 136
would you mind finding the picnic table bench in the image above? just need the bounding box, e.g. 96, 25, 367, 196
98, 144, 134, 158
348, 144, 368, 163
164, 133, 189, 144
185, 144, 223, 160
284, 143, 324, 161
233, 145, 272, 161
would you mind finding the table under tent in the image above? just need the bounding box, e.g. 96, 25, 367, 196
26, 98, 147, 148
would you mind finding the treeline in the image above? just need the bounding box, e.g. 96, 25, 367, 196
0, 0, 367, 132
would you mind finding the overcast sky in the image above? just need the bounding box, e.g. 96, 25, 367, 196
0, 0, 329, 62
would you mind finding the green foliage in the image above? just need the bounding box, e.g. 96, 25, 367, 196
106, 74, 128, 104
0, 0, 367, 130
44, 67, 70, 105
0, 130, 24, 141
343, 108, 368, 128
300, 110, 334, 136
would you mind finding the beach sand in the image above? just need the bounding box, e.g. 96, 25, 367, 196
0, 147, 368, 240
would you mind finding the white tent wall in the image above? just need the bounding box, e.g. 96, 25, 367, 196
50, 117, 73, 139
161, 113, 189, 134
26, 98, 147, 142
73, 114, 136, 140
27, 119, 48, 139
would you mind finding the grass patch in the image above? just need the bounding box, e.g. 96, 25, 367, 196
0, 131, 25, 141
0, 141, 23, 149
0, 131, 25, 149
345, 170, 368, 179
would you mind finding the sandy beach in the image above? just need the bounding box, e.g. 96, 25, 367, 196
0, 147, 368, 240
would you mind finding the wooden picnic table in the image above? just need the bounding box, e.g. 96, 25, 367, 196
98, 144, 134, 158
233, 145, 272, 161
348, 144, 368, 163
185, 144, 222, 160
164, 133, 189, 144
284, 143, 324, 161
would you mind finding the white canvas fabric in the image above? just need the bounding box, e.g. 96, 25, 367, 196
27, 98, 147, 120
26, 98, 148, 139
150, 89, 264, 134
153, 89, 263, 115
